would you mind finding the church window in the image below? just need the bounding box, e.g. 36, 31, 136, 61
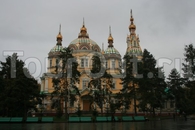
50, 59, 52, 67
81, 59, 84, 67
85, 59, 88, 67
81, 57, 88, 68
111, 59, 115, 69
82, 79, 89, 89
56, 59, 59, 66
118, 61, 121, 68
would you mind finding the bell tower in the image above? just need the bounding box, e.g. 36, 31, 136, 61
126, 10, 142, 59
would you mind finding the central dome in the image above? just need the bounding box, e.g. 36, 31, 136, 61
68, 37, 101, 52
68, 22, 101, 52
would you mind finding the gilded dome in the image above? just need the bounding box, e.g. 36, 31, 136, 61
69, 20, 101, 52
80, 25, 87, 32
129, 24, 136, 29
56, 33, 63, 39
108, 35, 113, 41
108, 26, 114, 46
69, 37, 101, 52
56, 24, 63, 41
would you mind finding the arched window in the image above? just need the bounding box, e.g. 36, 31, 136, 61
50, 59, 52, 67
82, 79, 89, 89
81, 57, 88, 68
56, 59, 59, 66
111, 59, 115, 69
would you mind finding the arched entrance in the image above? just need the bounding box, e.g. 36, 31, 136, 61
81, 95, 93, 111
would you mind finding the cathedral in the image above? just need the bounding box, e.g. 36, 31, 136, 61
40, 10, 143, 113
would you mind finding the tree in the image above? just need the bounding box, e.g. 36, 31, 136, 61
167, 69, 185, 112
183, 44, 195, 79
167, 69, 184, 96
51, 47, 80, 118
138, 49, 166, 116
88, 53, 113, 116
118, 54, 140, 115
0, 53, 40, 118
182, 44, 195, 114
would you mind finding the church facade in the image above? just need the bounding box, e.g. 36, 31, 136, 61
40, 10, 144, 113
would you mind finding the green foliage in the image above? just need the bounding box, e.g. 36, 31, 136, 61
182, 44, 195, 78
0, 53, 41, 117
181, 44, 195, 114
109, 100, 120, 114
56, 107, 63, 118
51, 47, 80, 117
167, 68, 184, 99
137, 49, 166, 115
88, 54, 113, 115
117, 54, 141, 114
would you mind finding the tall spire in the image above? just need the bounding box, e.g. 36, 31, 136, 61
56, 24, 62, 45
83, 17, 85, 26
108, 26, 113, 47
59, 24, 61, 33
126, 10, 142, 57
109, 26, 111, 35
130, 9, 132, 19
129, 9, 136, 34
78, 18, 89, 38
80, 17, 87, 32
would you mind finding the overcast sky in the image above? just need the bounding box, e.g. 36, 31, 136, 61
0, 0, 195, 80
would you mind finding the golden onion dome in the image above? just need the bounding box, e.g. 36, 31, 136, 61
129, 24, 136, 29
56, 32, 63, 39
80, 25, 87, 32
108, 35, 113, 41
56, 24, 63, 41
108, 26, 114, 42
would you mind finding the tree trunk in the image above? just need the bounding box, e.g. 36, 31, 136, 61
133, 83, 137, 116
65, 97, 68, 121
153, 107, 155, 117
134, 96, 137, 115
101, 107, 103, 116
